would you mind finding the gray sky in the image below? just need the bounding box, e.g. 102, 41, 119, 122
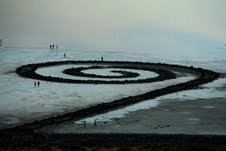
0, 0, 226, 54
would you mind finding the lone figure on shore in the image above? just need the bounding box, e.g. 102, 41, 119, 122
101, 56, 103, 61
64, 53, 66, 58
0, 40, 2, 47
82, 121, 86, 128
94, 119, 97, 127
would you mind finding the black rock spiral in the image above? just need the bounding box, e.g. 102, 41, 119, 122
3, 60, 219, 133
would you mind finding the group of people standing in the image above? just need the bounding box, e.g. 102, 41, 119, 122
82, 119, 98, 128
50, 44, 58, 50
34, 81, 40, 87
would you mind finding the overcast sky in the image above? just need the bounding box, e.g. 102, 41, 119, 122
0, 0, 225, 54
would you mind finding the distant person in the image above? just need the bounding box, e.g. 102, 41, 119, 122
37, 81, 40, 87
101, 56, 103, 61
0, 40, 2, 47
94, 119, 97, 127
52, 44, 55, 49
34, 81, 36, 87
50, 45, 52, 50
56, 44, 58, 50
64, 53, 66, 58
82, 121, 86, 128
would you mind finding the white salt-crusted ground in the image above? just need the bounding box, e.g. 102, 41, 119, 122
36, 65, 159, 81
0, 47, 225, 133
46, 78, 226, 134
